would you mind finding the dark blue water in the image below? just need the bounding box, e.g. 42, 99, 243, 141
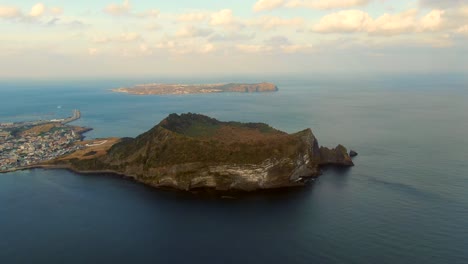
1, 74, 468, 263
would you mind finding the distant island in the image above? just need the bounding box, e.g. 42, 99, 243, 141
38, 113, 355, 192
111, 82, 278, 95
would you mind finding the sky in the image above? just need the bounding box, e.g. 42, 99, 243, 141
0, 0, 467, 78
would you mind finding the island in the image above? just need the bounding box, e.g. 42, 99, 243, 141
36, 113, 355, 192
111, 82, 278, 95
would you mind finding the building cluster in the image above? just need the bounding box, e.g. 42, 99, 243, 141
0, 125, 83, 172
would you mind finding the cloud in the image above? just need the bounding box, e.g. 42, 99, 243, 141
456, 24, 468, 34
313, 9, 372, 33
156, 40, 216, 54
209, 9, 243, 29
175, 26, 213, 38
145, 23, 161, 31
253, 0, 285, 12
1, 3, 63, 20
0, 5, 21, 19
104, 0, 130, 16
281, 44, 313, 53
92, 32, 142, 44
137, 9, 159, 18
264, 36, 291, 46
371, 9, 418, 35
88, 48, 99, 56
30, 3, 45, 17
177, 12, 208, 22
50, 7, 63, 15
248, 16, 304, 30
119, 32, 141, 41
209, 33, 256, 42
419, 9, 445, 31
253, 0, 370, 11
237, 40, 312, 54
286, 0, 371, 9
200, 43, 215, 53
313, 9, 446, 35
237, 44, 273, 53
210, 9, 234, 26
419, 0, 468, 8
104, 0, 158, 18
45, 17, 88, 29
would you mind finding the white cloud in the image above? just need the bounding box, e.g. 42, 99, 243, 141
313, 9, 446, 35
145, 23, 161, 31
281, 44, 313, 53
92, 36, 110, 44
1, 3, 64, 21
248, 16, 304, 30
177, 12, 208, 22
88, 48, 99, 56
370, 9, 418, 35
314, 10, 372, 33
119, 32, 141, 41
200, 43, 216, 53
264, 36, 291, 46
210, 9, 234, 26
156, 40, 216, 55
50, 7, 63, 15
103, 1, 159, 18
0, 6, 21, 19
462, 6, 468, 16
104, 0, 130, 16
237, 41, 312, 54
139, 43, 153, 55
175, 26, 213, 38
286, 0, 370, 9
209, 9, 243, 29
456, 24, 468, 34
253, 0, 285, 12
30, 3, 45, 17
209, 33, 256, 42
92, 32, 142, 44
253, 0, 370, 11
420, 9, 444, 31
237, 44, 273, 53
137, 9, 159, 18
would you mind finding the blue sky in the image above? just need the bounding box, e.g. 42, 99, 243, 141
0, 0, 467, 78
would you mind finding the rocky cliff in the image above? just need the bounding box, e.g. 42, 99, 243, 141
51, 113, 353, 191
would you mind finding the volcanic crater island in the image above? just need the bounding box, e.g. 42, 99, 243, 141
112, 82, 279, 95
13, 113, 354, 192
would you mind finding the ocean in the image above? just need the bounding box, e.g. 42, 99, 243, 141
1, 74, 467, 263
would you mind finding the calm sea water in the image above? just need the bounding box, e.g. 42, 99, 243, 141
1, 74, 467, 263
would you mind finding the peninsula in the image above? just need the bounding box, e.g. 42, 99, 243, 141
111, 82, 278, 95
43, 113, 354, 192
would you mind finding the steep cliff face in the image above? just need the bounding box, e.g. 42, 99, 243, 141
54, 113, 353, 191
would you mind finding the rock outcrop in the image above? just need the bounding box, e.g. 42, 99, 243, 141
51, 113, 354, 192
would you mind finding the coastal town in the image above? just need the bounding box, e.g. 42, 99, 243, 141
0, 110, 90, 172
